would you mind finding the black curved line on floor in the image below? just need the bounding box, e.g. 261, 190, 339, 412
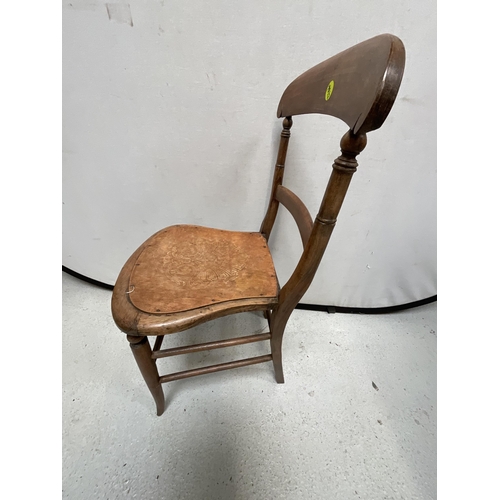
63, 266, 115, 290
62, 266, 436, 314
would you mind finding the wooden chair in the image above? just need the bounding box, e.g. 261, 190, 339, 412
111, 34, 406, 415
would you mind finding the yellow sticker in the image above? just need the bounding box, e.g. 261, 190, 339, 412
325, 80, 335, 101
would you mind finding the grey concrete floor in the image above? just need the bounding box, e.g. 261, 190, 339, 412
62, 273, 436, 500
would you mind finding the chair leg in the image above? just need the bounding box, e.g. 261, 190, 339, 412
270, 325, 285, 384
263, 309, 271, 328
127, 335, 165, 416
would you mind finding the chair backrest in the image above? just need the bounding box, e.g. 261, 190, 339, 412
277, 33, 405, 134
260, 34, 405, 327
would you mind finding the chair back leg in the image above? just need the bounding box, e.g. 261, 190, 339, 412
270, 319, 286, 383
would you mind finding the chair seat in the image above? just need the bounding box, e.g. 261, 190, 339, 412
112, 225, 279, 335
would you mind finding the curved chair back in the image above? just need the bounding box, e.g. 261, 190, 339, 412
277, 34, 405, 134
261, 34, 406, 381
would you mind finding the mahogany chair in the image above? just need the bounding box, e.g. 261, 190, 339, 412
111, 34, 406, 415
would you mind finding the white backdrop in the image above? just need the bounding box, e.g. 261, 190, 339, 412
62, 0, 436, 308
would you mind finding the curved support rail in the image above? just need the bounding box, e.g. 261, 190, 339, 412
275, 185, 313, 248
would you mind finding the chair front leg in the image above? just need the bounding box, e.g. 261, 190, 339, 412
127, 335, 165, 416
